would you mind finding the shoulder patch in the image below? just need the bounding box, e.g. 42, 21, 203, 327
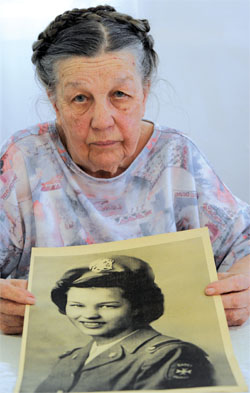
168, 362, 193, 380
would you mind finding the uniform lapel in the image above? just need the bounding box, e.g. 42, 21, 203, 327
82, 344, 124, 370
121, 326, 162, 353
82, 326, 162, 370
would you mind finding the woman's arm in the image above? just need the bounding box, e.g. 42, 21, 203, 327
205, 255, 250, 326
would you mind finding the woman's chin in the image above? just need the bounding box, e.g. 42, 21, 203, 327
86, 149, 128, 177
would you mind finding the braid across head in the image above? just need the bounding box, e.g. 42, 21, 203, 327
31, 5, 158, 91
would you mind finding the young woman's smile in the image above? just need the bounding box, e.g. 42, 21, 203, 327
65, 286, 135, 344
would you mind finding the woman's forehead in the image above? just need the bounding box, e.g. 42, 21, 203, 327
67, 286, 124, 301
55, 51, 141, 85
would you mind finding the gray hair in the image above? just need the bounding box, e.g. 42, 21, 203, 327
31, 5, 158, 96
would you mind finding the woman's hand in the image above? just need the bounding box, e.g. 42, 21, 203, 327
0, 279, 35, 334
205, 255, 250, 326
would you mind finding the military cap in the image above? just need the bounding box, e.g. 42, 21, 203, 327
51, 255, 161, 317
71, 255, 155, 284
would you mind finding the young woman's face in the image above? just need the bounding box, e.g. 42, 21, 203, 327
65, 286, 135, 344
50, 51, 150, 178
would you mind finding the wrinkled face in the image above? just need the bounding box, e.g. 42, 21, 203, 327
50, 51, 150, 178
65, 286, 135, 344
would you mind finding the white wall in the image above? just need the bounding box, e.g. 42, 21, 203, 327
0, 0, 249, 202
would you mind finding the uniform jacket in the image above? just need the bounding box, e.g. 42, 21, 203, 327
35, 327, 215, 392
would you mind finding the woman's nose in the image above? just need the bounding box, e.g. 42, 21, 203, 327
83, 306, 100, 319
91, 99, 115, 130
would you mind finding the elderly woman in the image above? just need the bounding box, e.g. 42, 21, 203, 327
0, 5, 249, 334
35, 256, 215, 391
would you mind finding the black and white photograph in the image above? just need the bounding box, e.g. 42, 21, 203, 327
0, 1, 249, 393
15, 229, 247, 392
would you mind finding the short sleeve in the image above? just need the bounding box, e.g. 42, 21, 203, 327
0, 142, 29, 278
179, 136, 250, 270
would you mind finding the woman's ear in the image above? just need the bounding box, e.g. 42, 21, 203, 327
47, 90, 58, 113
143, 81, 151, 104
141, 81, 151, 115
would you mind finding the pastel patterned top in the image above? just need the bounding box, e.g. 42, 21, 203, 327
0, 121, 249, 278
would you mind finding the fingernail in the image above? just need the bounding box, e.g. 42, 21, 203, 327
205, 288, 215, 295
27, 296, 36, 304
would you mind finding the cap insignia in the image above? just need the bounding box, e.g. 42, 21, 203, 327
89, 258, 114, 273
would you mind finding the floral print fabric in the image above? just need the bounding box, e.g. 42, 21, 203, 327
0, 121, 249, 278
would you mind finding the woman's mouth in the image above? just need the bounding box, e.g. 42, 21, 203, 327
80, 321, 105, 329
92, 141, 118, 147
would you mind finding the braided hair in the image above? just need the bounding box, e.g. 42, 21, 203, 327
31, 5, 158, 93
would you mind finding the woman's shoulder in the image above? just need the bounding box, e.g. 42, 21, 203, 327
138, 328, 207, 355
136, 328, 213, 375
134, 329, 215, 387
148, 334, 208, 357
0, 121, 56, 157
135, 122, 205, 176
57, 346, 87, 360
141, 121, 201, 163
153, 123, 197, 148
127, 327, 208, 357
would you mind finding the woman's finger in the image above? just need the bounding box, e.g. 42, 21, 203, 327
224, 306, 250, 326
0, 298, 26, 316
0, 279, 35, 305
0, 312, 24, 327
8, 279, 28, 289
205, 273, 250, 295
0, 313, 24, 334
220, 288, 250, 309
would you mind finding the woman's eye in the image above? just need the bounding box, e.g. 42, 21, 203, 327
100, 304, 118, 309
73, 94, 86, 103
113, 91, 127, 98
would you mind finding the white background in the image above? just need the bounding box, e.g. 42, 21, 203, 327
0, 0, 249, 202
